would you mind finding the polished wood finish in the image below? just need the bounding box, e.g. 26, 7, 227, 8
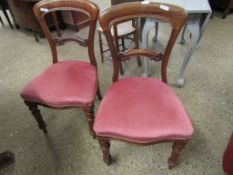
96, 2, 190, 169
21, 0, 101, 136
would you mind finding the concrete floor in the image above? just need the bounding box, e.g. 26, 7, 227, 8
0, 12, 232, 175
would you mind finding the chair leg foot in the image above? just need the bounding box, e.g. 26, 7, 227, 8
24, 101, 47, 134
98, 137, 112, 165
168, 140, 188, 169
83, 104, 96, 138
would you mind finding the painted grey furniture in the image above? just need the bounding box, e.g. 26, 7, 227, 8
141, 0, 212, 86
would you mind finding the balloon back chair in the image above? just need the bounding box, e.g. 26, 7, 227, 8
94, 2, 193, 169
20, 0, 101, 137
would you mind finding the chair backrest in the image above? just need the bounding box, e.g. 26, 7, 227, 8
33, 0, 99, 66
99, 2, 187, 83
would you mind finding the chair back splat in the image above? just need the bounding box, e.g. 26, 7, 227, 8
99, 2, 187, 83
94, 2, 193, 169
20, 0, 101, 137
33, 0, 99, 65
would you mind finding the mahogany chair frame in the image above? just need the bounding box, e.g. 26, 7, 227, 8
96, 2, 190, 169
22, 0, 102, 137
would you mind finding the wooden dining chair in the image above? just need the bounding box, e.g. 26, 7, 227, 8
20, 0, 101, 137
97, 0, 142, 74
93, 2, 193, 169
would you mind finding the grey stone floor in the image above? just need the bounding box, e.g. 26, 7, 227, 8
0, 12, 232, 175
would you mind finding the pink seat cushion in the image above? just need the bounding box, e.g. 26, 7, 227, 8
20, 60, 97, 107
223, 133, 233, 175
94, 77, 193, 143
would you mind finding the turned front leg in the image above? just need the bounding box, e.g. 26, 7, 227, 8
98, 137, 112, 165
168, 140, 188, 169
83, 104, 95, 138
24, 101, 47, 134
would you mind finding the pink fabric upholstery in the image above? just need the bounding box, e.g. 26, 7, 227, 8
94, 77, 193, 143
20, 60, 97, 107
223, 133, 233, 175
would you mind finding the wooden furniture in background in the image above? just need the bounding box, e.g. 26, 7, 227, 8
94, 2, 193, 169
210, 0, 233, 18
62, 11, 89, 31
7, 0, 41, 38
97, 0, 141, 74
0, 0, 13, 28
6, 0, 63, 41
20, 0, 102, 137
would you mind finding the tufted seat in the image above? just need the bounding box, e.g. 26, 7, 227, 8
94, 77, 193, 143
20, 60, 97, 108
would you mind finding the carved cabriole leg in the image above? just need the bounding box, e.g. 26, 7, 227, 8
168, 140, 188, 169
98, 137, 112, 165
82, 104, 95, 138
24, 101, 47, 134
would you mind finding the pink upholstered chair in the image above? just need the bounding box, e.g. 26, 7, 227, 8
93, 2, 193, 169
20, 0, 101, 137
223, 132, 233, 175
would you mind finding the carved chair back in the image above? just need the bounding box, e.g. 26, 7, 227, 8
33, 0, 99, 66
99, 2, 187, 83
